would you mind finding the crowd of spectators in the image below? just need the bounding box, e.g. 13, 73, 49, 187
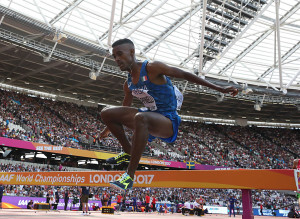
151, 122, 296, 169
0, 89, 152, 154
0, 88, 298, 170
0, 162, 66, 173
0, 90, 81, 148
218, 125, 291, 169
254, 126, 299, 155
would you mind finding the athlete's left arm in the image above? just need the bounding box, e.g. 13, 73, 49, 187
148, 61, 238, 96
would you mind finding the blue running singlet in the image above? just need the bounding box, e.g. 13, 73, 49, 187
127, 60, 183, 113
127, 60, 183, 143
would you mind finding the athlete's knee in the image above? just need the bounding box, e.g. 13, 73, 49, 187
134, 112, 148, 126
100, 107, 113, 121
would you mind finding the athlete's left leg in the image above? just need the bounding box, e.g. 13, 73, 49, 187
127, 111, 174, 178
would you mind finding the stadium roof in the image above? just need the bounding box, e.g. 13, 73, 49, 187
1, 0, 299, 89
0, 0, 299, 123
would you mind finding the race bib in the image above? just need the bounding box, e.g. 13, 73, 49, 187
132, 89, 157, 111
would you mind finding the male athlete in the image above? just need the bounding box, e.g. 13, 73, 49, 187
100, 38, 238, 190
293, 158, 300, 208
228, 195, 237, 217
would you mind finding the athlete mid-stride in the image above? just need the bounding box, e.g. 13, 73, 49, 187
100, 38, 238, 190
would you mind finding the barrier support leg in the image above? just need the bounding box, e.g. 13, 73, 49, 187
242, 189, 254, 219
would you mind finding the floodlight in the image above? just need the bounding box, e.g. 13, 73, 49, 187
53, 32, 68, 43
43, 56, 51, 62
254, 99, 263, 111
88, 56, 107, 80
242, 88, 253, 95
241, 83, 253, 94
216, 93, 224, 102
89, 70, 97, 80
254, 103, 261, 111
282, 88, 287, 95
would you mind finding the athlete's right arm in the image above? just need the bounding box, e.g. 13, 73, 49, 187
122, 80, 133, 107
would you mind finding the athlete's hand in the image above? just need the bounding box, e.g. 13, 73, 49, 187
99, 127, 110, 140
220, 86, 238, 97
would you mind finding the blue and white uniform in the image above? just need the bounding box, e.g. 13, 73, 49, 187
127, 60, 183, 143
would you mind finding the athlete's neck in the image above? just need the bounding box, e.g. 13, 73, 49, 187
128, 61, 141, 76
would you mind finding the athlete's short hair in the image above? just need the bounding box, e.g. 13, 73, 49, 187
112, 38, 134, 48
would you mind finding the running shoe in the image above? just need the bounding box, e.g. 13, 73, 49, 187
110, 173, 133, 190
106, 152, 130, 164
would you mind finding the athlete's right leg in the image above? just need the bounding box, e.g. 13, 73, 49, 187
100, 106, 138, 154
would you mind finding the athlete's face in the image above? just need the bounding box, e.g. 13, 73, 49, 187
112, 44, 135, 71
